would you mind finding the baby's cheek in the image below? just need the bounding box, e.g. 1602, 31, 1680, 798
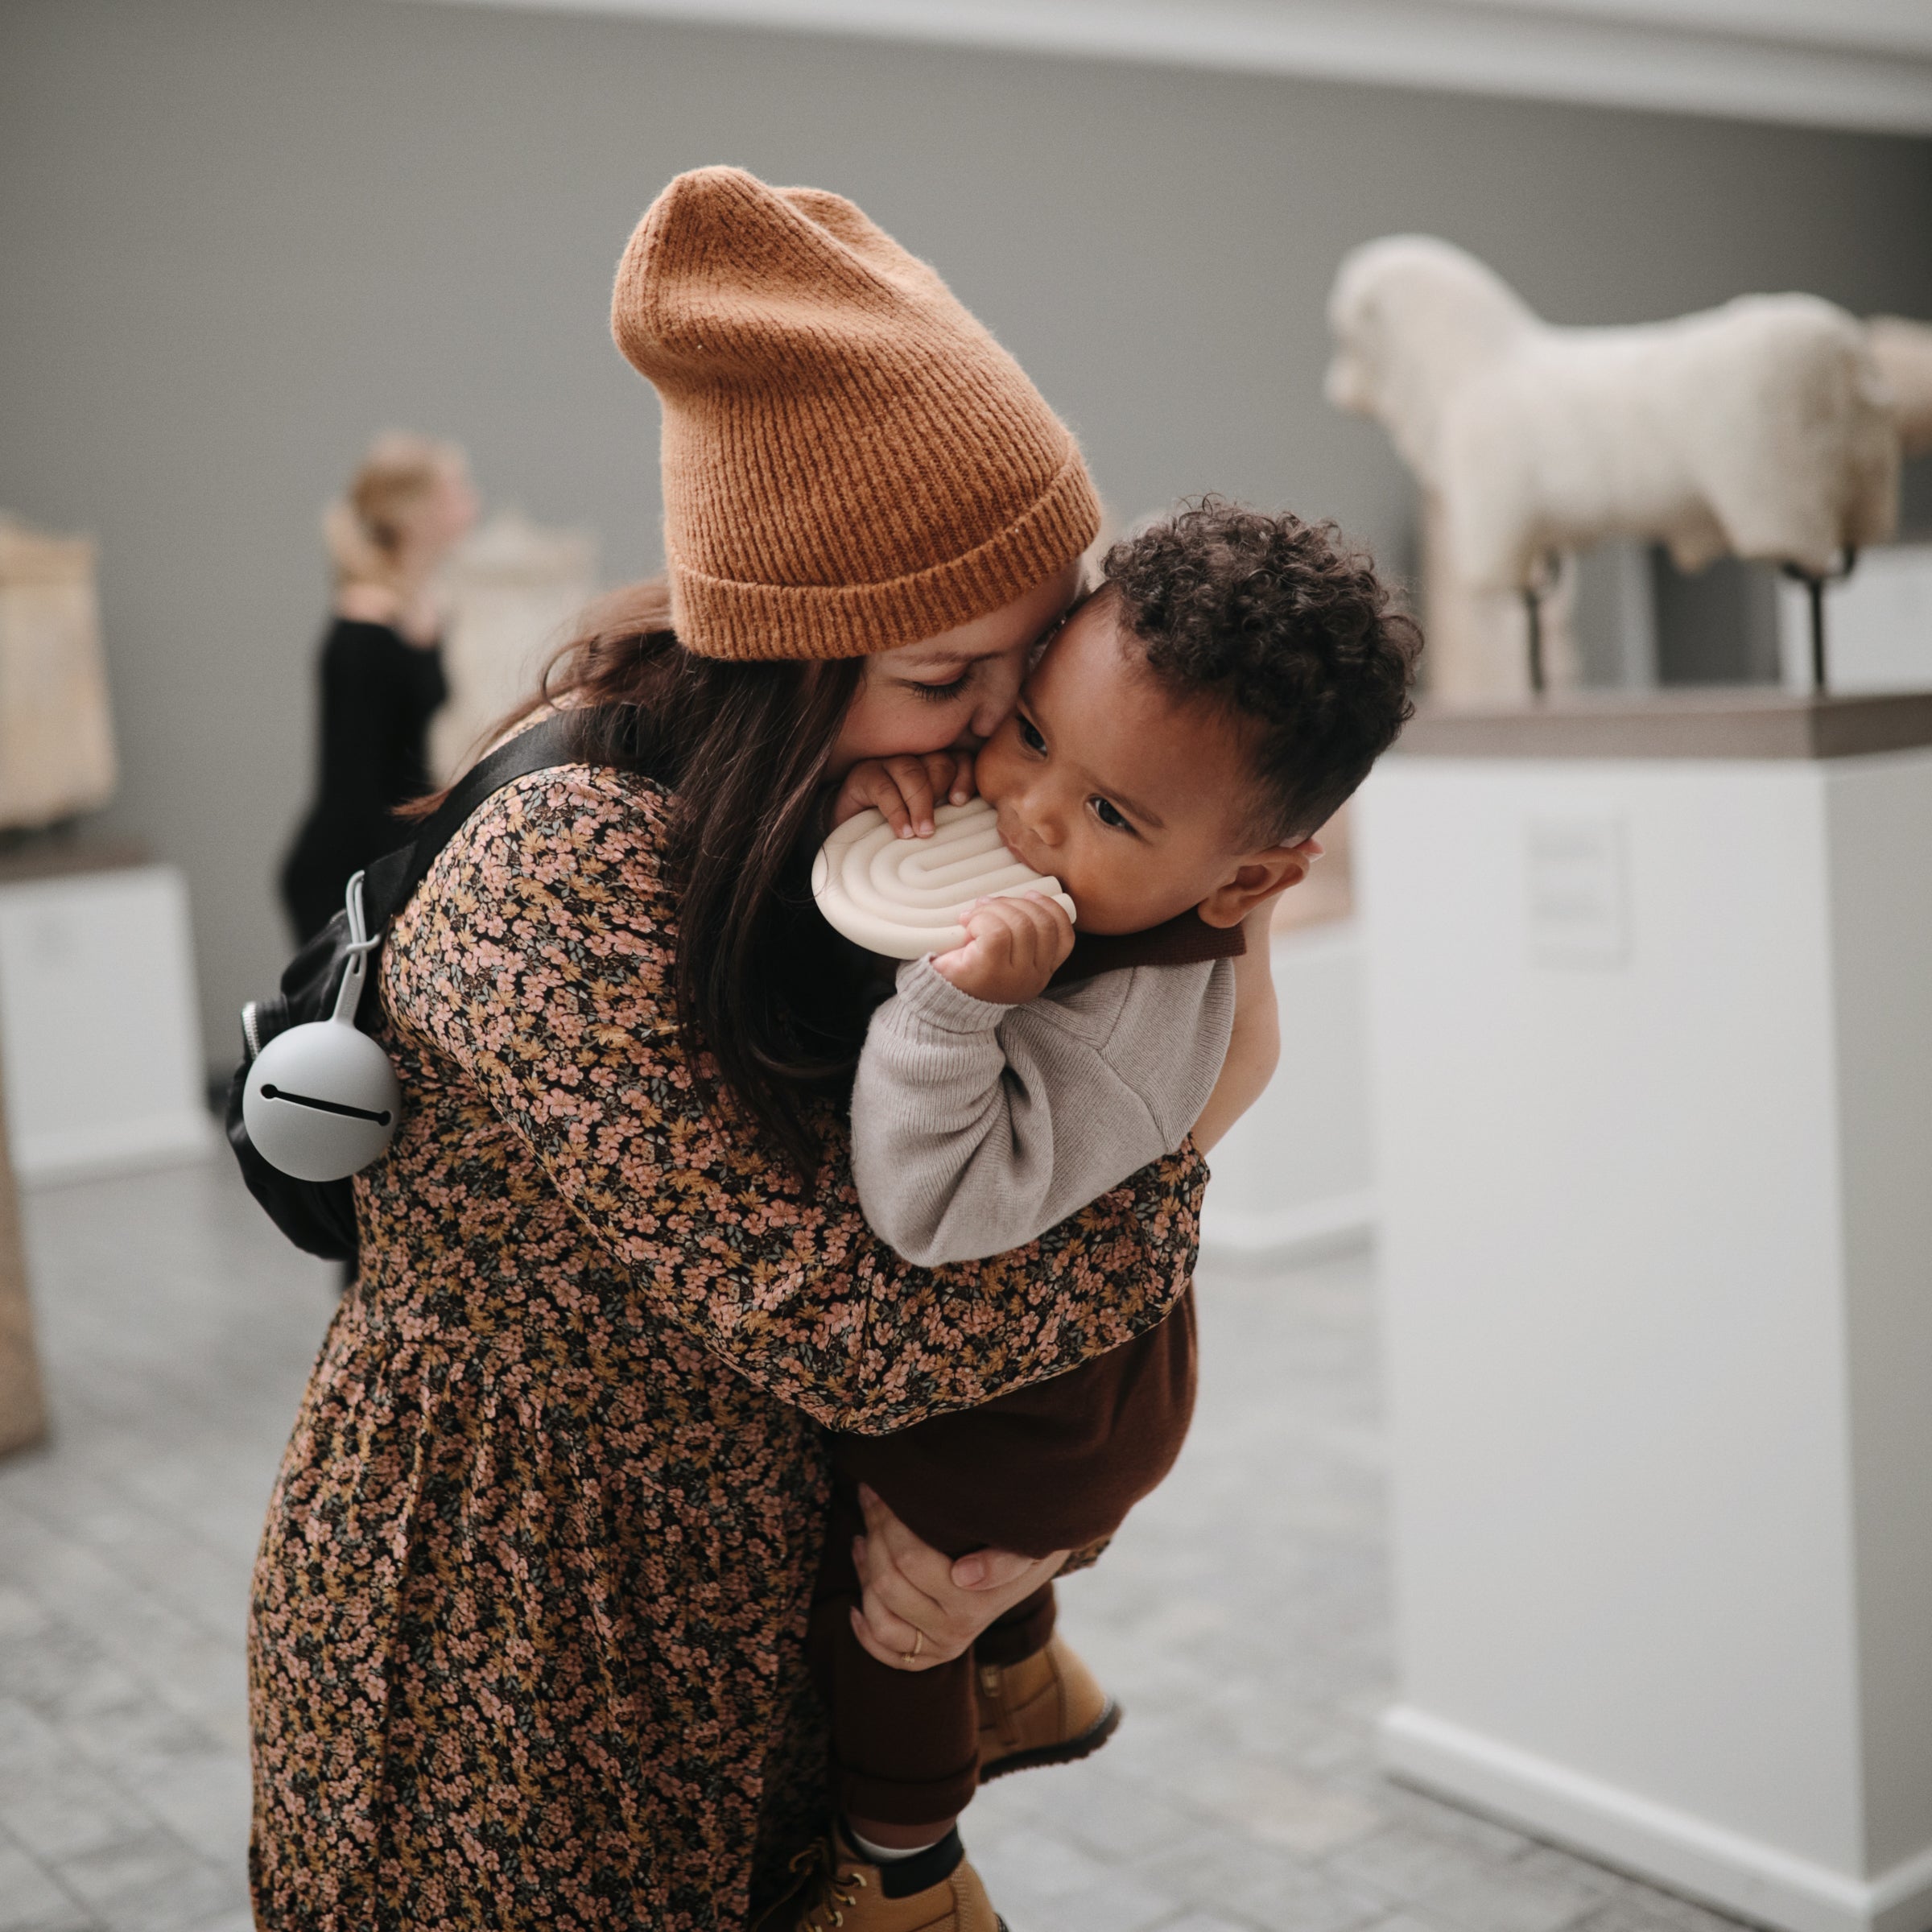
1067, 846, 1212, 935
1055, 848, 1137, 930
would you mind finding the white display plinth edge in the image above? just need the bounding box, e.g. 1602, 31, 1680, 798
0, 859, 213, 1185
1382, 1706, 1932, 1932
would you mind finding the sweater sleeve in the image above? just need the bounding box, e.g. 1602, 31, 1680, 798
850, 955, 1234, 1266
378, 766, 1206, 1437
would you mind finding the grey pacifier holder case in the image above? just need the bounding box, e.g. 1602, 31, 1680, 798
226, 709, 639, 1261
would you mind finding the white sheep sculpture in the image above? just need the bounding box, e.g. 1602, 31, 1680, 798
1326, 236, 1899, 601
1868, 316, 1932, 457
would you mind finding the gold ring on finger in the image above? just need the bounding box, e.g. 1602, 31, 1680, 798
903, 1628, 924, 1664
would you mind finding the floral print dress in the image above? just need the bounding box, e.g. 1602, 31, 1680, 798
247, 762, 1205, 1932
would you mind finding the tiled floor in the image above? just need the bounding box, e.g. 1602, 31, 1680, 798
0, 1160, 1752, 1932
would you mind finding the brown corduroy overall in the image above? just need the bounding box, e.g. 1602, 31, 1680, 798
807, 915, 1236, 1826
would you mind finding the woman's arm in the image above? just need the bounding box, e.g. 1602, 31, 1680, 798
1190, 903, 1281, 1154
383, 768, 1204, 1437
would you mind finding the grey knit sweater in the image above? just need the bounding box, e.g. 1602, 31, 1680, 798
849, 955, 1236, 1267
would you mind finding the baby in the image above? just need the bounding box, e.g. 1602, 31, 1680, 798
797, 501, 1418, 1927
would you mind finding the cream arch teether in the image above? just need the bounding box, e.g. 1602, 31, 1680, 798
811, 796, 1077, 960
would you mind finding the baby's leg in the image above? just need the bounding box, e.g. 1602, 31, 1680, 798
976, 1583, 1057, 1670
807, 1483, 981, 1840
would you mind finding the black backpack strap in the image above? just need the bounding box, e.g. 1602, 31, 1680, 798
361, 710, 658, 928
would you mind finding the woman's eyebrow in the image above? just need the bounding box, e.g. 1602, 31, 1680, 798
893, 649, 980, 676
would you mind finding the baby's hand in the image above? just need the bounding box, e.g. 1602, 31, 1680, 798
931, 893, 1075, 1005
832, 752, 976, 838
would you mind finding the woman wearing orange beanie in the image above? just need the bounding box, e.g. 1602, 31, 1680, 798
247, 169, 1203, 1930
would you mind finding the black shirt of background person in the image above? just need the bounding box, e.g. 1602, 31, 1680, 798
280, 617, 449, 943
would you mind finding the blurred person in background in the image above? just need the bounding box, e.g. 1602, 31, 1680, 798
279, 432, 477, 941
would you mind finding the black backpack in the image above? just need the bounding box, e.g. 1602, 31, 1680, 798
226, 712, 617, 1261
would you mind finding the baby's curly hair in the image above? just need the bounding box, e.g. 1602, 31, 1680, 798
1102, 499, 1422, 842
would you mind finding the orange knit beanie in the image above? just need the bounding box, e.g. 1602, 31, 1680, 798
611, 167, 1101, 661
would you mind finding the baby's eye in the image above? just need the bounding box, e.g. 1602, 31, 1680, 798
1018, 716, 1047, 754
1090, 797, 1133, 833
909, 672, 971, 704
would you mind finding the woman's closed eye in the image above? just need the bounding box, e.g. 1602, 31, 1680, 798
906, 668, 973, 704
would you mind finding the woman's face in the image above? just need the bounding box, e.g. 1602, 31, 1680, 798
827, 561, 1083, 781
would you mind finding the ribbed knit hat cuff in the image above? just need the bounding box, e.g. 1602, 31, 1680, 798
670, 449, 1101, 661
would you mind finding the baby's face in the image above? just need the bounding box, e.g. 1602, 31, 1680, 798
975, 593, 1276, 936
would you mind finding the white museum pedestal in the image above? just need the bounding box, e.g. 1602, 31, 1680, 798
0, 848, 211, 1183
1200, 919, 1374, 1263
1356, 690, 1932, 1932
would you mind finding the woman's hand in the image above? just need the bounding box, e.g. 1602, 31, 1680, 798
832, 752, 976, 837
849, 1484, 1067, 1671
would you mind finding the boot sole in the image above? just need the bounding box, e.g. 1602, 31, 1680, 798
978, 1698, 1122, 1783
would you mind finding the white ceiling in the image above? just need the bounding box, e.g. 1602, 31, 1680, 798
1434, 0, 1932, 59
411, 0, 1932, 134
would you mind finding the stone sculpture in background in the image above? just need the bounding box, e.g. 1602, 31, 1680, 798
1414, 494, 1581, 702
0, 516, 118, 828
1326, 235, 1899, 696
431, 511, 599, 782
1867, 315, 1932, 458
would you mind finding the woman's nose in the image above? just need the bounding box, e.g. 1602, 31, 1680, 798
968, 654, 1028, 740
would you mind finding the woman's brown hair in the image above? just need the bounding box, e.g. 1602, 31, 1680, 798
439, 579, 869, 1180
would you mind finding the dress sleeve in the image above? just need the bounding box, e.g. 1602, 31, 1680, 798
379, 767, 1207, 1436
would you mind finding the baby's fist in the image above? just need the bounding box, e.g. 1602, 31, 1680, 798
931, 893, 1075, 1005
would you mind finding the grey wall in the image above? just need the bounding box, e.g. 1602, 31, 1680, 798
4, 0, 1932, 1062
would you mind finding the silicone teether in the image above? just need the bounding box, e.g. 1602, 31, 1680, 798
811, 796, 1077, 960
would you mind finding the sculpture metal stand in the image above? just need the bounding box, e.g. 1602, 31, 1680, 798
1780, 549, 1859, 693
1521, 552, 1561, 697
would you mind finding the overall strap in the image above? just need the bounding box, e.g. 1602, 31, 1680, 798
1048, 908, 1247, 989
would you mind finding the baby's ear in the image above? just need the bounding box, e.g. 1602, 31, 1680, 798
1196, 842, 1315, 928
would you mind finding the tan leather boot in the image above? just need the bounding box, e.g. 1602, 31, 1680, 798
975, 1633, 1121, 1781
761, 1827, 1005, 1932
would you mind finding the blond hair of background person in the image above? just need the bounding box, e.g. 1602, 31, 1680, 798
279, 434, 477, 941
